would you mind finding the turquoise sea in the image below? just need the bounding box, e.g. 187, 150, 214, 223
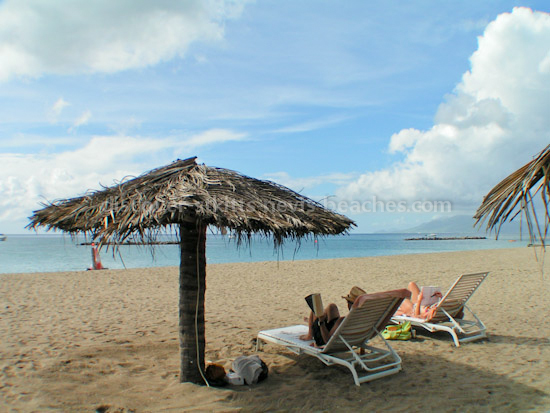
0, 232, 527, 274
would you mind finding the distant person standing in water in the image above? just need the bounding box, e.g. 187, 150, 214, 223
88, 242, 104, 270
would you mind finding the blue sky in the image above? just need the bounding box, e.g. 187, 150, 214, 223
1, 1, 549, 234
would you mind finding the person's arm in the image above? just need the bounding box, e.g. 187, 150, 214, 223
420, 290, 442, 320
414, 291, 423, 317
423, 306, 438, 321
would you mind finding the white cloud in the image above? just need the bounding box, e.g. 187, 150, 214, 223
74, 110, 92, 127
51, 97, 70, 116
68, 110, 92, 132
108, 117, 143, 135
183, 128, 247, 148
0, 134, 78, 149
338, 8, 550, 213
48, 97, 71, 123
263, 171, 357, 191
0, 0, 248, 81
54, 135, 175, 174
271, 114, 352, 134
0, 128, 245, 231
458, 18, 490, 33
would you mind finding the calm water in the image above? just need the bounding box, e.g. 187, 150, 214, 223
0, 232, 527, 274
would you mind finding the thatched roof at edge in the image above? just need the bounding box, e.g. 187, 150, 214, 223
27, 157, 355, 245
474, 144, 550, 244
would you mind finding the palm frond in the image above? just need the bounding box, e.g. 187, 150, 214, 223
474, 145, 550, 246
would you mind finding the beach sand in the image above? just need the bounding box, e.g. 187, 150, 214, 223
1, 247, 549, 412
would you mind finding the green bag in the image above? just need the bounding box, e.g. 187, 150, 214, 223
382, 321, 412, 340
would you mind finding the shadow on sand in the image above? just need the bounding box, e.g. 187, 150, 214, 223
224, 350, 547, 412
34, 338, 548, 412
393, 328, 550, 348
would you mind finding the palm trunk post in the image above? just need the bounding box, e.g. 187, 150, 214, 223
179, 220, 207, 384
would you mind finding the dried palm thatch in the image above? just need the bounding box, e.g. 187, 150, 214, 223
474, 144, 550, 245
27, 157, 355, 385
27, 157, 353, 245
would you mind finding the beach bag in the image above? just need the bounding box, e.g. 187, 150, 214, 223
231, 355, 268, 385
382, 321, 412, 340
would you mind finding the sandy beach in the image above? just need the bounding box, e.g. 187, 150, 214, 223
1, 247, 549, 412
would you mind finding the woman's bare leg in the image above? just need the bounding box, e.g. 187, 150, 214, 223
395, 298, 412, 316
299, 311, 315, 340
320, 304, 341, 344
414, 291, 423, 317
408, 282, 421, 303
325, 303, 340, 322
395, 282, 421, 316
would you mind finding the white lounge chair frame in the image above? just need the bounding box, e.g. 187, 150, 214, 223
256, 289, 409, 386
392, 272, 489, 347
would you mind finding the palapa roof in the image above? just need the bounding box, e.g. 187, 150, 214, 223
474, 144, 550, 243
27, 157, 355, 245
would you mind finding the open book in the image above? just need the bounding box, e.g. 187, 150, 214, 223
305, 293, 324, 317
421, 286, 442, 307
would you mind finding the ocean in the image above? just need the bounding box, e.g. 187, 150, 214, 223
0, 232, 528, 274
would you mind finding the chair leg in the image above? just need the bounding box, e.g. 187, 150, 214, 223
255, 337, 263, 351
450, 330, 460, 347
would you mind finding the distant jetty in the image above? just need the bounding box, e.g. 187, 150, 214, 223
80, 241, 178, 246
405, 236, 486, 241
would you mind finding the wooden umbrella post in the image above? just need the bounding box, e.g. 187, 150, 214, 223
179, 220, 207, 384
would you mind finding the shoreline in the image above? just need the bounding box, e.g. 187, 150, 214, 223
1, 232, 529, 275
1, 247, 549, 411
1, 245, 537, 276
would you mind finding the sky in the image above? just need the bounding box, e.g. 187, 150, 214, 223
1, 0, 549, 234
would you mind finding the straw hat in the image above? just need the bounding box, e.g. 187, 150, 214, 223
342, 286, 366, 303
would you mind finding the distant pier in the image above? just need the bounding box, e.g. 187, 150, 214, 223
405, 236, 486, 241
80, 241, 178, 246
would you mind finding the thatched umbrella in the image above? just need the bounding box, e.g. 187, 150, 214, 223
474, 144, 550, 245
27, 157, 355, 384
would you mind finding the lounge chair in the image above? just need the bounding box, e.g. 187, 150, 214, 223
256, 289, 410, 386
392, 272, 489, 347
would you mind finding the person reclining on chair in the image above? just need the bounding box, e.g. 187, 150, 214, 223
300, 286, 366, 346
394, 282, 442, 320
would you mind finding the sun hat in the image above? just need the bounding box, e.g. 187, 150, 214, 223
342, 286, 367, 304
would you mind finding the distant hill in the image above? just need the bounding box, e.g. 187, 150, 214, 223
402, 214, 523, 235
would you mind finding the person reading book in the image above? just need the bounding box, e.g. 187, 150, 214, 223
394, 282, 442, 320
300, 286, 366, 346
